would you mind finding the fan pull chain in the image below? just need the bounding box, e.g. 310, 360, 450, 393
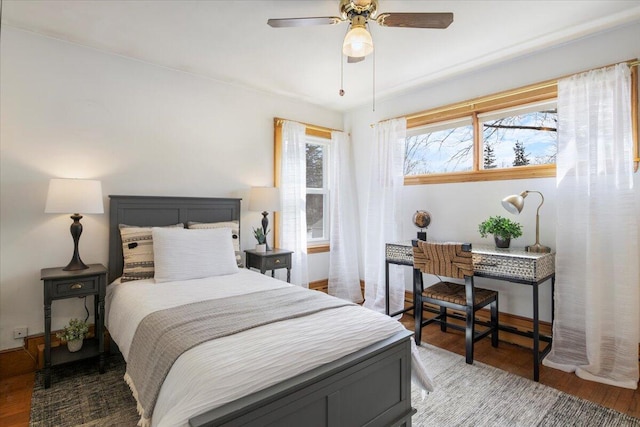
372, 46, 376, 111
339, 51, 345, 96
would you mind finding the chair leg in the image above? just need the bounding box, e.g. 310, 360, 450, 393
413, 268, 424, 346
414, 294, 423, 345
465, 307, 474, 364
439, 306, 447, 332
491, 298, 499, 347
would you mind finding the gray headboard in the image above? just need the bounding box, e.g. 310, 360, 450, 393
108, 195, 241, 282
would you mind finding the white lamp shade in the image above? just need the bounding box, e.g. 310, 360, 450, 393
45, 178, 104, 214
342, 26, 374, 58
249, 187, 281, 212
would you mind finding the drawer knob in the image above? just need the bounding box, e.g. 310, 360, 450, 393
274, 259, 281, 264
70, 283, 83, 290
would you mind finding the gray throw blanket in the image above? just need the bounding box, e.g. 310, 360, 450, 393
124, 286, 355, 426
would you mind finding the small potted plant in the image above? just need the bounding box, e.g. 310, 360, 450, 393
253, 227, 268, 253
56, 318, 89, 352
478, 216, 523, 248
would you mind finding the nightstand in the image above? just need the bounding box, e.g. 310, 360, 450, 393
41, 264, 107, 388
244, 248, 293, 283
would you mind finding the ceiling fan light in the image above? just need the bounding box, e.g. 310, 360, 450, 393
342, 26, 373, 58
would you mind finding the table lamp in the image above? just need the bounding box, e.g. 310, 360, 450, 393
45, 178, 104, 270
501, 190, 550, 253
249, 186, 281, 251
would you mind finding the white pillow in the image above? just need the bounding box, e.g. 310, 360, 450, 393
152, 227, 239, 283
187, 221, 242, 267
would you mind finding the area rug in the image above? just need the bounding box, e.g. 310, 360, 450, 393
30, 346, 639, 426
29, 354, 138, 427
411, 344, 639, 426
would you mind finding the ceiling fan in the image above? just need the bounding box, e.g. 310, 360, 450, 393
267, 0, 453, 63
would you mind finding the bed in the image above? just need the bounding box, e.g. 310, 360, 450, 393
106, 195, 426, 427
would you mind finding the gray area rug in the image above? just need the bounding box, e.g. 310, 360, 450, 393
412, 343, 639, 426
30, 354, 138, 427
30, 346, 639, 426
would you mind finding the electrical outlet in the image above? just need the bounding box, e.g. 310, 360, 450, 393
14, 327, 28, 339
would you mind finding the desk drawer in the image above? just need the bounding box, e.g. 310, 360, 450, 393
52, 278, 98, 298
472, 252, 555, 281
264, 255, 290, 270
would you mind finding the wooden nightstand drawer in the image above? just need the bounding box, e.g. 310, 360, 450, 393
52, 278, 98, 297
244, 248, 293, 283
264, 255, 290, 270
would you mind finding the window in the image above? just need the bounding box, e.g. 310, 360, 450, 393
403, 81, 559, 185
403, 65, 638, 185
274, 119, 335, 253
405, 118, 473, 175
306, 136, 330, 244
480, 100, 557, 169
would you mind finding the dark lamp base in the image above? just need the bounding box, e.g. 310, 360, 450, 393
64, 213, 89, 271
63, 258, 89, 271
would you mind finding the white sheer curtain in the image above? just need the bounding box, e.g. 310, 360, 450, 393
328, 131, 362, 302
542, 63, 639, 389
363, 118, 407, 313
278, 120, 309, 288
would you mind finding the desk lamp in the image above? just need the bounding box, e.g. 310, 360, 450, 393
501, 190, 550, 253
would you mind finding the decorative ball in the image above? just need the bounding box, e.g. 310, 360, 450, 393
413, 210, 431, 229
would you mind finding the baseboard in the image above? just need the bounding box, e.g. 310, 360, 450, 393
309, 279, 328, 293
0, 346, 36, 379
309, 280, 366, 302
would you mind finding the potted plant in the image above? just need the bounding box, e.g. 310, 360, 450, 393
478, 216, 523, 248
253, 227, 268, 253
56, 318, 89, 352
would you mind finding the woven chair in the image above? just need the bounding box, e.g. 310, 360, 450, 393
412, 240, 498, 364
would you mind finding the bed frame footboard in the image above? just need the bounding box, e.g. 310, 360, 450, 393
189, 330, 415, 427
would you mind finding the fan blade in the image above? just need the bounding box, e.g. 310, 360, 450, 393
267, 17, 342, 28
347, 56, 365, 64
376, 12, 453, 29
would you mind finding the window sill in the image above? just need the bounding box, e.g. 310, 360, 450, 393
308, 244, 330, 254
404, 164, 556, 185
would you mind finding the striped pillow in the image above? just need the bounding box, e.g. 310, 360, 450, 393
187, 221, 243, 267
119, 223, 184, 282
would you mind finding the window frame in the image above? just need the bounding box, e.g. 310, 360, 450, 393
402, 64, 638, 185
274, 119, 336, 253
305, 135, 331, 245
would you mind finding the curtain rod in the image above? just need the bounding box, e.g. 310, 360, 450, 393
372, 59, 639, 127
274, 118, 341, 134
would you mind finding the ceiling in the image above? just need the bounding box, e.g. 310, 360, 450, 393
3, 1, 640, 111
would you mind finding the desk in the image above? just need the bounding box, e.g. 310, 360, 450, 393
385, 241, 555, 381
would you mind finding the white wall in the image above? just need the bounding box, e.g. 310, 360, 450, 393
0, 27, 342, 351
345, 22, 640, 323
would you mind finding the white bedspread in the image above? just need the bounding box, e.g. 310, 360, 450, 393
106, 269, 429, 427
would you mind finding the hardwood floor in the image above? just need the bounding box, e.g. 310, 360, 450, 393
0, 371, 34, 427
1, 315, 638, 426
